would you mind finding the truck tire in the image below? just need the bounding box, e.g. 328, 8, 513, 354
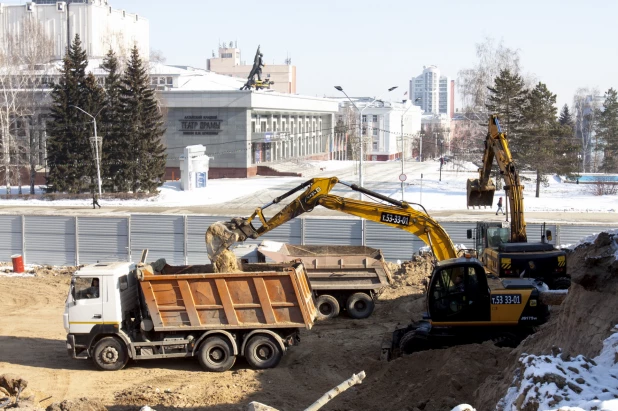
198, 336, 236, 372
244, 334, 283, 369
552, 277, 571, 290
346, 292, 374, 319
315, 295, 340, 320
92, 336, 128, 371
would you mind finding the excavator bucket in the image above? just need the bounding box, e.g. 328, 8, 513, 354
466, 178, 496, 208
205, 222, 241, 262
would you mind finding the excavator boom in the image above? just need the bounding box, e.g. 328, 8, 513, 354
467, 115, 526, 242
206, 177, 458, 262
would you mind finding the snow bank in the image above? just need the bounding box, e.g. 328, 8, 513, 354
498, 326, 618, 411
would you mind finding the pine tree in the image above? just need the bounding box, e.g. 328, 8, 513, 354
516, 82, 565, 197
46, 35, 99, 193
595, 88, 618, 172
486, 69, 527, 135
100, 49, 128, 192
119, 46, 166, 193
558, 104, 574, 127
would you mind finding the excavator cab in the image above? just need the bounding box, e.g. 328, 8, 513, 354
466, 178, 496, 208
427, 259, 490, 323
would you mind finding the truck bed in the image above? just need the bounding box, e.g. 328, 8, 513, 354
137, 262, 316, 332
257, 242, 392, 292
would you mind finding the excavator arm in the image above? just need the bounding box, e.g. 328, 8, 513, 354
466, 115, 527, 242
206, 177, 458, 262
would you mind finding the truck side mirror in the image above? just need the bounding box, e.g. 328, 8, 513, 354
546, 230, 552, 241
467, 229, 472, 239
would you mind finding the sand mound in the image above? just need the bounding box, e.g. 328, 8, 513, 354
46, 398, 106, 411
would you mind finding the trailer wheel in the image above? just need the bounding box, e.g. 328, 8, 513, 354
315, 295, 340, 320
346, 292, 374, 319
552, 277, 571, 290
198, 336, 236, 372
92, 337, 128, 371
244, 335, 283, 369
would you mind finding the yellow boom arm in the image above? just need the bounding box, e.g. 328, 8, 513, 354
207, 177, 458, 262
467, 115, 527, 242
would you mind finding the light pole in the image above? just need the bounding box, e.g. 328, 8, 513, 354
439, 138, 444, 182
71, 105, 102, 196
335, 85, 397, 190
400, 97, 421, 201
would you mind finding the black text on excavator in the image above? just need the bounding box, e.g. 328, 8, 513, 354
466, 115, 570, 290
205, 177, 565, 360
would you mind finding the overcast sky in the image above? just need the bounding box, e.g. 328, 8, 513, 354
12, 0, 618, 110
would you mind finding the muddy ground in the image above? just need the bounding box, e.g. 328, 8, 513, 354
1, 235, 617, 411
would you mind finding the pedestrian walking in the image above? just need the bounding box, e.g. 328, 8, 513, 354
496, 196, 504, 215
92, 193, 101, 209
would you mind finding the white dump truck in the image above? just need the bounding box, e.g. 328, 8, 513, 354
64, 260, 316, 372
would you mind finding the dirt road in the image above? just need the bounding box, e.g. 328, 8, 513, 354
1, 236, 617, 410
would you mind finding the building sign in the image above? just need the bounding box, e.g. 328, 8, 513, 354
179, 115, 223, 135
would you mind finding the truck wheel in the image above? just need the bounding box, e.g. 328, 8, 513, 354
552, 277, 571, 290
198, 336, 236, 372
346, 293, 374, 319
244, 335, 283, 369
315, 295, 340, 320
92, 337, 128, 371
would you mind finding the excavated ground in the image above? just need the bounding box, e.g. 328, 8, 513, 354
1, 234, 617, 411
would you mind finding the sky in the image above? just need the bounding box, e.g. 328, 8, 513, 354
7, 0, 618, 110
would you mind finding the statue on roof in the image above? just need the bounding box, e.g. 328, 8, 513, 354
240, 45, 274, 91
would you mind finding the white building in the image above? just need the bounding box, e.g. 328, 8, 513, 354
409, 65, 454, 118
337, 99, 422, 161
0, 0, 149, 60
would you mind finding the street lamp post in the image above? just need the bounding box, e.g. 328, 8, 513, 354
71, 105, 102, 196
400, 97, 421, 201
439, 139, 444, 182
335, 86, 397, 191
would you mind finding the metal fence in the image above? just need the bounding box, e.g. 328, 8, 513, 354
0, 214, 615, 266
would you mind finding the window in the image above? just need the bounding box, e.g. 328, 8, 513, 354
159, 77, 165, 85
166, 77, 173, 85
372, 128, 378, 136
151, 77, 158, 85
373, 142, 378, 149
73, 277, 100, 300
362, 115, 367, 123
372, 115, 378, 123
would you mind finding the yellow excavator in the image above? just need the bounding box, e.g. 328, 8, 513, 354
466, 115, 570, 289
206, 177, 564, 359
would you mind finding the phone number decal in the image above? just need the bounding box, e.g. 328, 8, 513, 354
491, 294, 522, 305
380, 212, 410, 226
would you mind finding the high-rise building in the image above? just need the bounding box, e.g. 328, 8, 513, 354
0, 0, 149, 60
207, 43, 296, 94
409, 65, 454, 118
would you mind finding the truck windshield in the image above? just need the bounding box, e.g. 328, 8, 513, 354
487, 227, 510, 248
74, 277, 100, 300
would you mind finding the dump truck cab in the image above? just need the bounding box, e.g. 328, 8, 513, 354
64, 262, 138, 360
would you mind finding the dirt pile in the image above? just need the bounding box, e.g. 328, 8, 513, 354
475, 231, 618, 410
382, 254, 434, 301
213, 249, 241, 273
46, 398, 107, 411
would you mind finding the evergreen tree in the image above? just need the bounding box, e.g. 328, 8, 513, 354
595, 88, 618, 172
119, 46, 166, 192
100, 49, 128, 191
558, 104, 574, 127
82, 72, 106, 191
486, 69, 527, 135
516, 82, 567, 197
46, 35, 100, 193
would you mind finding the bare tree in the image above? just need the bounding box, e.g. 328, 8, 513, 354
0, 17, 54, 195
457, 36, 524, 111
573, 87, 601, 173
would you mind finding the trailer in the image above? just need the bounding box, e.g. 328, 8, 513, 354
257, 241, 392, 320
64, 260, 316, 372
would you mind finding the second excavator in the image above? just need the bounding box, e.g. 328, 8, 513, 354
206, 177, 564, 359
466, 115, 570, 289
